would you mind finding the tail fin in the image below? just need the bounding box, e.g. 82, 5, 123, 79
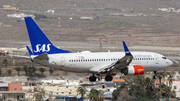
24, 17, 71, 55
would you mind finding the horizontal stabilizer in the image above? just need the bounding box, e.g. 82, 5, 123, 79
12, 55, 31, 58
26, 46, 33, 56
34, 53, 49, 60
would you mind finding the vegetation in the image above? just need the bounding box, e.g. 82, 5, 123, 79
39, 68, 46, 75
167, 74, 174, 99
33, 86, 45, 101
0, 52, 5, 56
87, 88, 104, 101
34, 13, 48, 20
31, 66, 36, 74
0, 68, 2, 76
76, 87, 87, 99
113, 75, 176, 100
49, 68, 54, 75
156, 72, 168, 99
2, 59, 8, 75
14, 67, 21, 76
22, 66, 28, 76
26, 66, 36, 76
7, 70, 12, 76
33, 93, 42, 101
112, 83, 133, 100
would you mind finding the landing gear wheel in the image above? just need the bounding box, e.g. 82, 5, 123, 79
105, 76, 113, 81
153, 71, 157, 79
89, 76, 97, 82
153, 75, 157, 79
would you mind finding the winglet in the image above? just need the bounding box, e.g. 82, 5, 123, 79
26, 46, 33, 56
122, 41, 131, 56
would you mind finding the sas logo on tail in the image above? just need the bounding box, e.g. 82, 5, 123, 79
34, 44, 51, 52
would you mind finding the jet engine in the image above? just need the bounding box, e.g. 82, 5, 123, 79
121, 65, 144, 75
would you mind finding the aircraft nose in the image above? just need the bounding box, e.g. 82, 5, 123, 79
168, 60, 173, 66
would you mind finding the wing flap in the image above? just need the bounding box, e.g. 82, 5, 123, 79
89, 64, 111, 73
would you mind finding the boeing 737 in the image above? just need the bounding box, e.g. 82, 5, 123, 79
22, 17, 173, 82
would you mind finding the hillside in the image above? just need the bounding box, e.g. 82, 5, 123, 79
0, 0, 180, 47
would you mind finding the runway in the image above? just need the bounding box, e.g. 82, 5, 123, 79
0, 40, 180, 55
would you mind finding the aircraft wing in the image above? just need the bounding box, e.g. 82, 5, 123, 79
98, 41, 133, 73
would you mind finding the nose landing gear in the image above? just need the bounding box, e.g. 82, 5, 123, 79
153, 71, 158, 79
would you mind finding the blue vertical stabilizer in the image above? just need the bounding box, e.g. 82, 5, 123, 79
24, 17, 71, 55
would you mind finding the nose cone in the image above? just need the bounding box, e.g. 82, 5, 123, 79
168, 60, 173, 66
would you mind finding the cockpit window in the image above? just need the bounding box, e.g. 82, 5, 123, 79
162, 57, 166, 59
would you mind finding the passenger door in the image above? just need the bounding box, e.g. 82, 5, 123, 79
155, 55, 159, 64
60, 57, 65, 67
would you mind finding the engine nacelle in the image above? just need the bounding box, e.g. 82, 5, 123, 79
122, 65, 144, 75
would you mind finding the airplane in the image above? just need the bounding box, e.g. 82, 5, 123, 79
22, 17, 173, 82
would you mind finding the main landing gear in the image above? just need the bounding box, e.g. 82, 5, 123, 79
105, 75, 113, 81
89, 73, 113, 82
89, 74, 96, 82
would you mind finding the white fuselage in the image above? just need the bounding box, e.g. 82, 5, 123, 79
32, 51, 172, 73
